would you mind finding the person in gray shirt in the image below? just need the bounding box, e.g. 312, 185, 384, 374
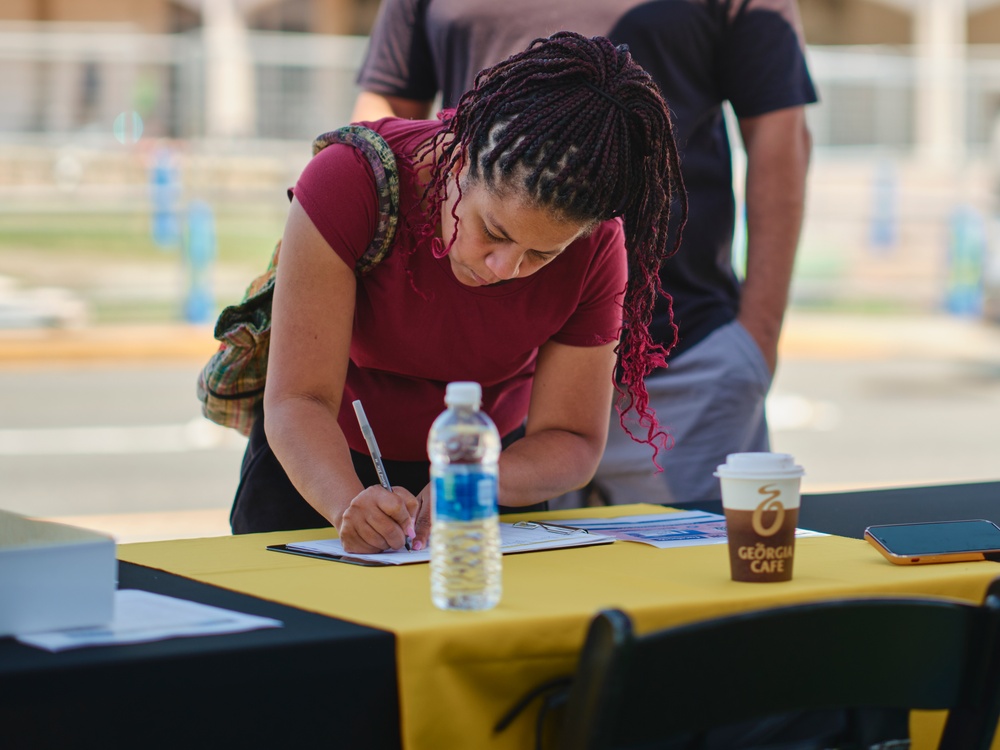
354, 0, 817, 506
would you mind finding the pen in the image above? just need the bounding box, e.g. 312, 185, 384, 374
352, 400, 412, 551
513, 521, 590, 535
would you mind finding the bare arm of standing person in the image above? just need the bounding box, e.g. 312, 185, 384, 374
264, 199, 418, 554
736, 106, 812, 373
353, 0, 435, 122
351, 92, 433, 122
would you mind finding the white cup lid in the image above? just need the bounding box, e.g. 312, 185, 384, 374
714, 452, 804, 479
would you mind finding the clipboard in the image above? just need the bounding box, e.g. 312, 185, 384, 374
266, 522, 615, 567
266, 544, 386, 567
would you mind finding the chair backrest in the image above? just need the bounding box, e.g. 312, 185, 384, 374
558, 577, 1000, 750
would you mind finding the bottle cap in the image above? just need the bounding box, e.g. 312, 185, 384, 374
444, 381, 482, 408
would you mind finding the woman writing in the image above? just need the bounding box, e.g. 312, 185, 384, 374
231, 31, 685, 553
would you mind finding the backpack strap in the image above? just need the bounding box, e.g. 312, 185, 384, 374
308, 125, 400, 276
197, 125, 401, 436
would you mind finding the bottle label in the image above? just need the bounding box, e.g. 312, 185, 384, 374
433, 469, 498, 522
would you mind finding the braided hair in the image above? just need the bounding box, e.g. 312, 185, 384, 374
414, 31, 687, 461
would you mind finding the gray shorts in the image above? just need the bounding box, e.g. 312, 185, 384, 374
552, 319, 773, 508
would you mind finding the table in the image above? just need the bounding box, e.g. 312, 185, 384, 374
110, 501, 1000, 750
0, 561, 400, 749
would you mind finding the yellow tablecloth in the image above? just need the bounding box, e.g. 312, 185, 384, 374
118, 504, 1000, 750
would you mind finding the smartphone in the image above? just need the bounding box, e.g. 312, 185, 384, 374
864, 519, 1000, 565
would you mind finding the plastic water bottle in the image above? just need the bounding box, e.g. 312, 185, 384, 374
427, 382, 502, 610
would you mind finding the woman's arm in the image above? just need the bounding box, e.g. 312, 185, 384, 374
264, 199, 418, 552
497, 339, 618, 506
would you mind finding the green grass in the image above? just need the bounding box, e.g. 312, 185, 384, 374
91, 299, 191, 325
0, 210, 931, 324
0, 209, 286, 324
0, 210, 284, 266
791, 298, 919, 315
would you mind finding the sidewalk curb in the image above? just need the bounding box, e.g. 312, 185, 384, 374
777, 311, 1000, 362
0, 324, 218, 365
0, 313, 998, 366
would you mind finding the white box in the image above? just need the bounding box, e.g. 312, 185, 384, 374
0, 509, 116, 636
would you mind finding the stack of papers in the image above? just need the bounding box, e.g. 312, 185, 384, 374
564, 510, 826, 549
16, 590, 282, 652
0, 509, 115, 637
277, 521, 615, 566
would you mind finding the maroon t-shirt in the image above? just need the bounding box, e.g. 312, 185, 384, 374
293, 117, 627, 461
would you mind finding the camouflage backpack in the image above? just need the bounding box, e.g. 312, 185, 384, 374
196, 125, 399, 435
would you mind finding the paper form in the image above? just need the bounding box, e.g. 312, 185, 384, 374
16, 589, 282, 652
282, 521, 615, 565
562, 510, 827, 549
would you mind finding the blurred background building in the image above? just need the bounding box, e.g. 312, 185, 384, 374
1, 1, 997, 540
0, 0, 379, 142
2, 0, 1000, 320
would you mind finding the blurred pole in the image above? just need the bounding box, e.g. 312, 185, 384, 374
202, 0, 256, 138
150, 145, 181, 249
868, 158, 898, 256
985, 220, 1000, 323
913, 0, 966, 166
945, 204, 984, 317
183, 200, 216, 324
986, 114, 1000, 324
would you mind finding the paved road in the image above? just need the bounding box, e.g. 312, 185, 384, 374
769, 355, 1000, 489
0, 365, 246, 525
1, 311, 998, 542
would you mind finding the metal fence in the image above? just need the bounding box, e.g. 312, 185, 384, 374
807, 44, 1000, 153
0, 24, 367, 144
4, 25, 1000, 317
3, 24, 1000, 155
806, 47, 918, 150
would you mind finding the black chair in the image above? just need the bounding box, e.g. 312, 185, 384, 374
557, 578, 1000, 750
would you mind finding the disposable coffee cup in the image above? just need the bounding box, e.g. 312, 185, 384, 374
714, 453, 805, 583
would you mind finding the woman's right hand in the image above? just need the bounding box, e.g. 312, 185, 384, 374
339, 485, 420, 554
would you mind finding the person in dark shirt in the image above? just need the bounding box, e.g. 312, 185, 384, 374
354, 0, 817, 505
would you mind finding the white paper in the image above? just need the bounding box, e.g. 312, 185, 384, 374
16, 589, 282, 652
562, 510, 827, 549
286, 521, 615, 565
